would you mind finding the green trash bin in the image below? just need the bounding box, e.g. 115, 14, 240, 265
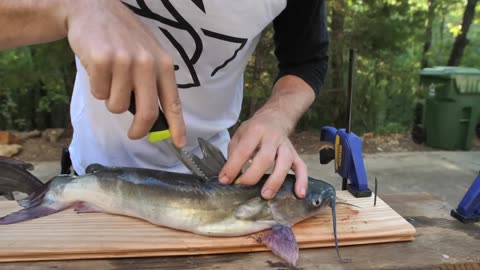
417, 66, 480, 150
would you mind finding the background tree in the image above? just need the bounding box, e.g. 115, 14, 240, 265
422, 0, 437, 68
447, 0, 478, 66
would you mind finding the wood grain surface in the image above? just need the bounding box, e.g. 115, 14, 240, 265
0, 191, 415, 262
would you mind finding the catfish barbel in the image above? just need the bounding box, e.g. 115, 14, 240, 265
0, 138, 349, 266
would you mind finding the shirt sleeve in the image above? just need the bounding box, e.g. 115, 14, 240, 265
272, 0, 329, 95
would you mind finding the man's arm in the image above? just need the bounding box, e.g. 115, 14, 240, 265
219, 0, 329, 200
272, 0, 329, 96
0, 1, 67, 50
0, 1, 186, 147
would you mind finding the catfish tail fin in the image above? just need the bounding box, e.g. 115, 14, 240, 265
0, 156, 34, 171
0, 159, 44, 200
0, 159, 66, 225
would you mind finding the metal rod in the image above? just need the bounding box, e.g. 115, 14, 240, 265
342, 49, 355, 191
346, 49, 355, 134
374, 177, 378, 206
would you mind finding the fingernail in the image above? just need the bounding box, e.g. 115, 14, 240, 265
301, 188, 306, 197
219, 176, 229, 184
262, 188, 273, 199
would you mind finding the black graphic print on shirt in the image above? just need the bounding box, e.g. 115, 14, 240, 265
124, 0, 249, 89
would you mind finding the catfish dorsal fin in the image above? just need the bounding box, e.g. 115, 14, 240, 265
198, 137, 226, 169
183, 138, 227, 180
85, 163, 106, 174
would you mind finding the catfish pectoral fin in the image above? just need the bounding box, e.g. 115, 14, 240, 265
74, 202, 102, 214
257, 225, 299, 266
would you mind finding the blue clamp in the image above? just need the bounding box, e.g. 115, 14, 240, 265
319, 126, 372, 197
451, 171, 480, 223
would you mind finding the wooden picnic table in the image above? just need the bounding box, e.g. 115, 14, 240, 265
0, 192, 478, 270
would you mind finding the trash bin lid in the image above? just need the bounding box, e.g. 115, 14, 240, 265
420, 66, 480, 94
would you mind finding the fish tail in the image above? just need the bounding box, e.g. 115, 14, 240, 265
0, 158, 44, 200
0, 159, 68, 225
0, 156, 35, 171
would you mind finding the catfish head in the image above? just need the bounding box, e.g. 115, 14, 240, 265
268, 175, 335, 226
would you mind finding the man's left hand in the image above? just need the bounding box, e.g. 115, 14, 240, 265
218, 75, 316, 200
219, 110, 307, 200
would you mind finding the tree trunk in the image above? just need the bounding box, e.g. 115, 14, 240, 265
248, 45, 262, 118
421, 0, 436, 68
436, 15, 445, 64
447, 0, 478, 66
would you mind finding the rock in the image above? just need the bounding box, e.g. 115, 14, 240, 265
0, 131, 18, 145
0, 144, 22, 157
42, 128, 65, 143
388, 139, 400, 145
362, 132, 375, 141
14, 130, 41, 142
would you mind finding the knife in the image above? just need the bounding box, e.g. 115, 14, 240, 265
128, 95, 208, 180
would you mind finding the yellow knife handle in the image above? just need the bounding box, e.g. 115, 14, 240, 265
128, 95, 171, 142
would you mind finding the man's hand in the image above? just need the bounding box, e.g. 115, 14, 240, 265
66, 1, 185, 146
219, 75, 316, 200
0, 1, 186, 147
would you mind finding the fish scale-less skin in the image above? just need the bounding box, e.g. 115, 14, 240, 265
53, 169, 278, 236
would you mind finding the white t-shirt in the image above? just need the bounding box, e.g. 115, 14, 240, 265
69, 0, 287, 174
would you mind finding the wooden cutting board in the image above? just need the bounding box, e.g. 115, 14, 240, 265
0, 191, 415, 262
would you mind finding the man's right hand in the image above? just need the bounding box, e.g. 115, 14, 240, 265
67, 1, 185, 146
0, 0, 186, 147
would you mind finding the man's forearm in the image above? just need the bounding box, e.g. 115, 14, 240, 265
254, 75, 316, 135
0, 1, 67, 50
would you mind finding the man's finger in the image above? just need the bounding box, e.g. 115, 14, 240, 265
88, 48, 113, 100
155, 53, 186, 147
106, 50, 133, 114
128, 51, 158, 140
261, 144, 294, 200
219, 136, 260, 184
292, 152, 308, 199
235, 143, 276, 186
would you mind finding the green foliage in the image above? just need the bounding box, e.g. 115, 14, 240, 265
293, 0, 479, 135
0, 39, 75, 130
0, 1, 478, 135
240, 26, 277, 123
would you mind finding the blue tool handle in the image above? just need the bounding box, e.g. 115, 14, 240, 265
318, 126, 371, 197
336, 130, 371, 197
320, 126, 337, 143
452, 172, 480, 223
319, 126, 337, 164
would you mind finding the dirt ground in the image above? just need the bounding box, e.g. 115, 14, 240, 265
10, 128, 480, 162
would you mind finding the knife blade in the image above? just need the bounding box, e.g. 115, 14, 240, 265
128, 95, 208, 180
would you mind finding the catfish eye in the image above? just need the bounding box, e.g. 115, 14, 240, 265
312, 198, 321, 207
